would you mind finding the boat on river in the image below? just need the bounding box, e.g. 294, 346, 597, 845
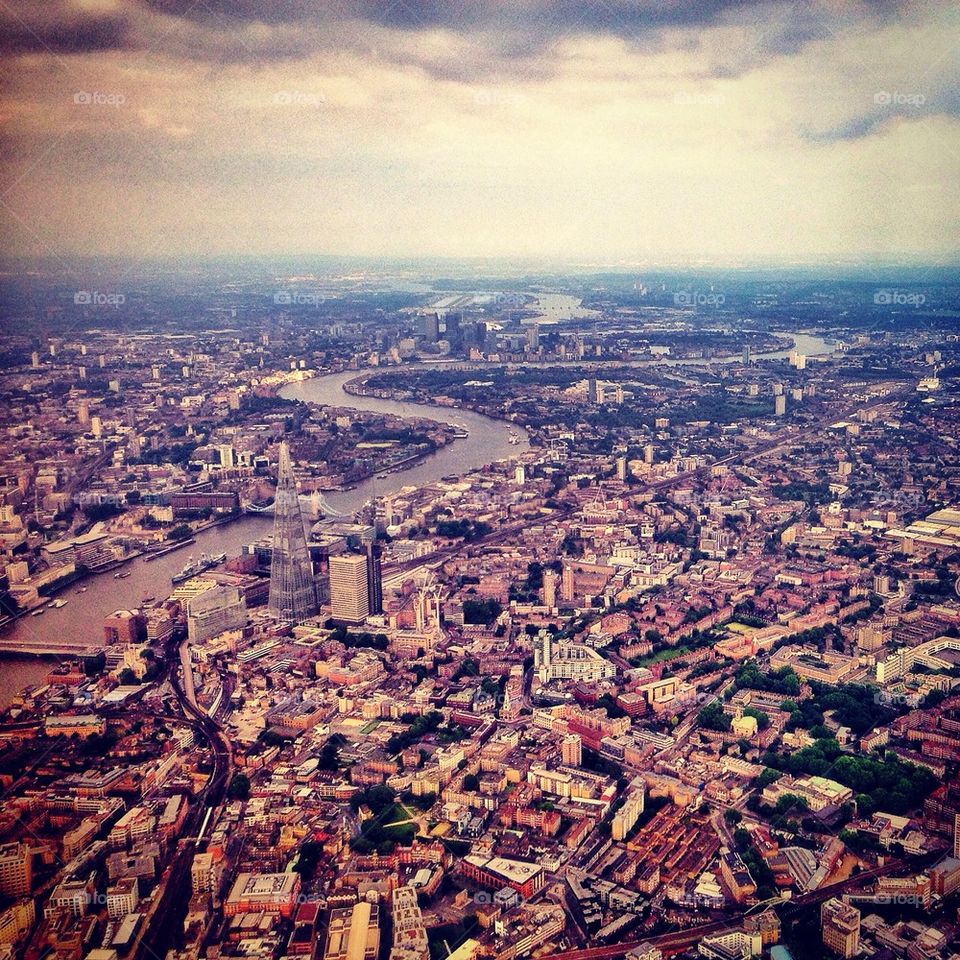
172, 552, 227, 584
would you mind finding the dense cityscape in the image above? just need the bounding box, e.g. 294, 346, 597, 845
2, 0, 959, 958
0, 265, 958, 960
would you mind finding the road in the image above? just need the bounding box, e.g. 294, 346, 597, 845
134, 637, 233, 960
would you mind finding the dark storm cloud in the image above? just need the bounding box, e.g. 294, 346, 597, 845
0, 0, 914, 67
349, 0, 763, 32
139, 0, 774, 33
118, 0, 922, 85
0, 2, 133, 55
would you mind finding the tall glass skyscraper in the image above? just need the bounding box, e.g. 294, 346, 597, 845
268, 441, 319, 623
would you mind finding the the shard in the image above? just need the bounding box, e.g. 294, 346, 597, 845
268, 441, 319, 622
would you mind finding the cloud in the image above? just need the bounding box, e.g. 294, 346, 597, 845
0, 0, 956, 263
795, 11, 960, 142
131, 0, 892, 74
810, 83, 960, 142
0, 2, 133, 55
139, 0, 766, 30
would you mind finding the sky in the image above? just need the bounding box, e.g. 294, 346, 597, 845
0, 0, 958, 267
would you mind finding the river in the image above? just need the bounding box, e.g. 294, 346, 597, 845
277, 370, 531, 513
0, 372, 531, 707
0, 332, 833, 707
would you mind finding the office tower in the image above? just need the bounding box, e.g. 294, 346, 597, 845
616, 457, 628, 481
526, 323, 539, 351
91, 416, 102, 438
561, 734, 582, 766
269, 442, 319, 623
775, 395, 787, 416
821, 898, 860, 958
543, 570, 557, 609
422, 312, 439, 342
644, 443, 655, 465
439, 311, 460, 345
742, 345, 750, 364
561, 564, 575, 602
515, 464, 526, 486
365, 541, 383, 615
78, 400, 90, 427
30, 352, 39, 369
329, 553, 370, 623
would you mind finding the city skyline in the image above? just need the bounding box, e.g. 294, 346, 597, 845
1, 271, 959, 960
2, 4, 960, 960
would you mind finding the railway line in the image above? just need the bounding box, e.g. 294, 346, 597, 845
548, 857, 932, 960
134, 641, 233, 960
